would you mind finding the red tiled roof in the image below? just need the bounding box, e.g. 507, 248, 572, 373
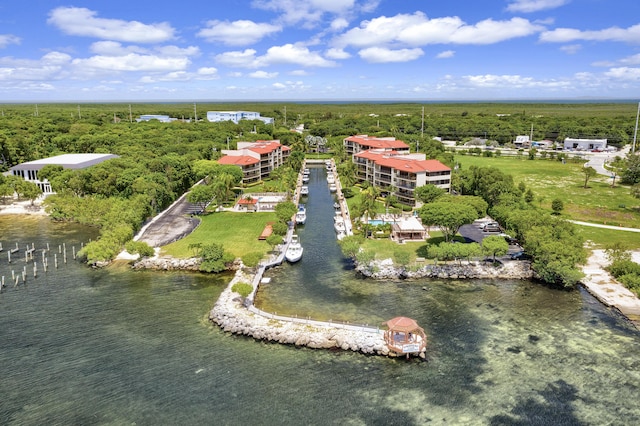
346, 135, 409, 150
218, 155, 259, 166
238, 197, 258, 205
355, 151, 451, 173
247, 140, 283, 154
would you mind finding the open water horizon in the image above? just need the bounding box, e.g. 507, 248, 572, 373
1, 176, 639, 425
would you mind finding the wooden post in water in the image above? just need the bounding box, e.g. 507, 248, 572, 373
54, 253, 58, 268
72, 246, 76, 259
8, 251, 11, 263
58, 244, 62, 254
46, 243, 50, 251
33, 262, 37, 278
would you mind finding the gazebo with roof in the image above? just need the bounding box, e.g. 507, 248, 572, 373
383, 316, 427, 357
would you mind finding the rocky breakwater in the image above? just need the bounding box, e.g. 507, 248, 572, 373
209, 267, 393, 357
132, 256, 201, 271
357, 259, 535, 281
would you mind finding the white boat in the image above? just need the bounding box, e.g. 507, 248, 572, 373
302, 175, 310, 183
285, 235, 303, 263
329, 183, 337, 192
334, 216, 346, 233
295, 204, 306, 225
327, 175, 335, 184
300, 186, 309, 195
336, 230, 346, 240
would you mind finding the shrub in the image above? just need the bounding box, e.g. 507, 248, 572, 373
242, 251, 263, 267
125, 240, 155, 257
231, 282, 254, 298
607, 259, 640, 277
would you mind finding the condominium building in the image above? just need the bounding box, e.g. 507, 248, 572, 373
206, 111, 274, 124
9, 153, 119, 194
343, 135, 410, 157
218, 140, 290, 185
353, 150, 451, 206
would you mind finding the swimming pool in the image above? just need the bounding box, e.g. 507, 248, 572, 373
368, 219, 395, 226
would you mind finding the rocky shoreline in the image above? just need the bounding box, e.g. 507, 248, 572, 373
355, 258, 536, 281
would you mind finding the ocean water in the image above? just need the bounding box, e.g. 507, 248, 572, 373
1, 179, 639, 425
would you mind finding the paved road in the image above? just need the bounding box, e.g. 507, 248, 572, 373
135, 191, 202, 248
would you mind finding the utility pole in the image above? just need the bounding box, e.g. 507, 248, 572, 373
633, 101, 639, 154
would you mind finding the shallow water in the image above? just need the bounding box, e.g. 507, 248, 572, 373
1, 176, 639, 425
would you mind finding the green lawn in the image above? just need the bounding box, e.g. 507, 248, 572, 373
161, 211, 277, 259
455, 154, 640, 229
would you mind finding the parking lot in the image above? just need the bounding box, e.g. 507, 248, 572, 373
458, 219, 523, 258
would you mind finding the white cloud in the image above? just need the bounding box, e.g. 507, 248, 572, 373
325, 47, 351, 59
249, 70, 278, 78
335, 12, 543, 48
271, 80, 307, 91
72, 53, 190, 72
358, 47, 423, 63
252, 0, 366, 27
540, 23, 640, 43
620, 54, 640, 65
506, 0, 570, 13
559, 44, 581, 54
90, 41, 147, 56
47, 7, 174, 43
463, 74, 571, 89
604, 67, 640, 80
215, 49, 259, 67
436, 50, 455, 59
197, 20, 281, 46
0, 34, 21, 49
290, 69, 309, 75
0, 52, 71, 82
215, 44, 336, 68
330, 18, 350, 32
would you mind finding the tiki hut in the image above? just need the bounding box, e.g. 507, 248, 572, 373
383, 317, 427, 357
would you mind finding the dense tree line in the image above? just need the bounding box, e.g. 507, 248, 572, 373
0, 102, 636, 267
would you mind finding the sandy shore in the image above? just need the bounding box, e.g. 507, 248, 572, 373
0, 198, 47, 216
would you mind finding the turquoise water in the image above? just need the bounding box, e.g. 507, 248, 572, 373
1, 177, 640, 425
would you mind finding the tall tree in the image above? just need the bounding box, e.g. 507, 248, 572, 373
418, 202, 477, 242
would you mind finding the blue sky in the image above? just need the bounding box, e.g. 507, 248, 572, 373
1, 0, 639, 101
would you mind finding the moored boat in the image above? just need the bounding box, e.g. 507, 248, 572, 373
285, 235, 304, 263
295, 204, 307, 225
300, 186, 309, 195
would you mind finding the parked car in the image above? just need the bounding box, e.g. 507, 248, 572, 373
482, 222, 501, 232
510, 251, 531, 260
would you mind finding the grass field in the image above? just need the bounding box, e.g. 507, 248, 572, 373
161, 211, 277, 259
455, 154, 640, 248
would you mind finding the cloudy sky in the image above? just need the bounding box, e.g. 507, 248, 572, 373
1, 0, 639, 101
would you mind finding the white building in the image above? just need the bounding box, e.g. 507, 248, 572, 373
9, 153, 119, 194
563, 138, 607, 151
206, 111, 274, 124
514, 135, 530, 147
136, 115, 177, 123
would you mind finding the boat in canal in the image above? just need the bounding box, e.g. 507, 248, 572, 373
295, 204, 307, 225
285, 235, 303, 263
